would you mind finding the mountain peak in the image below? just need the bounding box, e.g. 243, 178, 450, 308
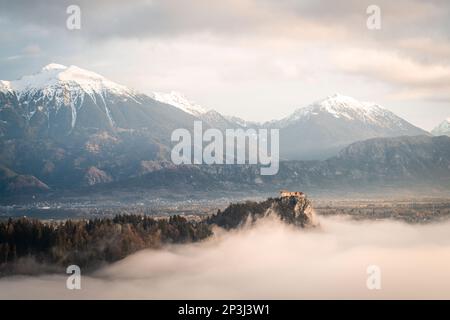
6, 63, 134, 98
0, 64, 141, 132
151, 91, 207, 116
316, 94, 377, 110
431, 118, 450, 136
275, 94, 427, 156
284, 94, 383, 125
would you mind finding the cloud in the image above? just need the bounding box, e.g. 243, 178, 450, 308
0, 0, 280, 38
334, 48, 450, 100
1, 0, 449, 127
22, 44, 42, 55
398, 38, 450, 64
1, 216, 450, 299
2, 0, 447, 42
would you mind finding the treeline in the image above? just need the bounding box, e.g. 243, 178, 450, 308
206, 200, 274, 229
0, 196, 314, 275
0, 215, 212, 274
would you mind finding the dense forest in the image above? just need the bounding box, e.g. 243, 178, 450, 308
0, 215, 212, 275
0, 195, 315, 275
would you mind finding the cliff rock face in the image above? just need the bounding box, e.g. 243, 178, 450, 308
0, 165, 49, 195
83, 166, 113, 186
272, 195, 318, 227
208, 193, 318, 229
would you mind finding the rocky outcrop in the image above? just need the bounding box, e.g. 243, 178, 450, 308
0, 165, 49, 195
5, 175, 50, 193
207, 193, 318, 229
272, 194, 318, 227
83, 166, 113, 186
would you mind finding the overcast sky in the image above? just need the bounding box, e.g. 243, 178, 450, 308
0, 0, 449, 130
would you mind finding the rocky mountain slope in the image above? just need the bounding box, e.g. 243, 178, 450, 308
0, 165, 49, 195
208, 193, 318, 228
0, 64, 203, 190
269, 94, 429, 160
0, 63, 199, 140
113, 135, 450, 193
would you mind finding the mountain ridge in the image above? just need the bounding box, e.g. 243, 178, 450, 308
271, 94, 429, 160
94, 134, 450, 196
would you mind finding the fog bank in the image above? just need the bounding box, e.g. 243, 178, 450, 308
1, 216, 450, 299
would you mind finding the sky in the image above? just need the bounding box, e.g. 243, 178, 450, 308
0, 0, 449, 130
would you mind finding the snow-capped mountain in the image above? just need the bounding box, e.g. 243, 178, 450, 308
6, 63, 136, 99
431, 118, 450, 136
150, 91, 257, 130
277, 94, 416, 129
0, 64, 432, 185
150, 91, 207, 116
0, 63, 208, 189
0, 63, 198, 138
1, 63, 138, 127
271, 94, 429, 160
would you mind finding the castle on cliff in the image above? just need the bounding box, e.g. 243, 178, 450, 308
279, 190, 305, 198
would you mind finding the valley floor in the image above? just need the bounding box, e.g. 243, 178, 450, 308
2, 194, 450, 223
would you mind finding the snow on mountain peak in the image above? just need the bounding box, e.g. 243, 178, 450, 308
151, 91, 207, 116
317, 93, 379, 112
287, 94, 373, 121
0, 80, 13, 93
431, 118, 450, 136
10, 63, 133, 98
280, 94, 409, 130
0, 64, 140, 130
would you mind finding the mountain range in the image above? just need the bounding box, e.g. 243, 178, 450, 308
0, 64, 199, 141
152, 91, 429, 160
111, 135, 450, 194
0, 63, 448, 197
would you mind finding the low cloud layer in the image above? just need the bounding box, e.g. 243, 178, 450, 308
1, 216, 450, 299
